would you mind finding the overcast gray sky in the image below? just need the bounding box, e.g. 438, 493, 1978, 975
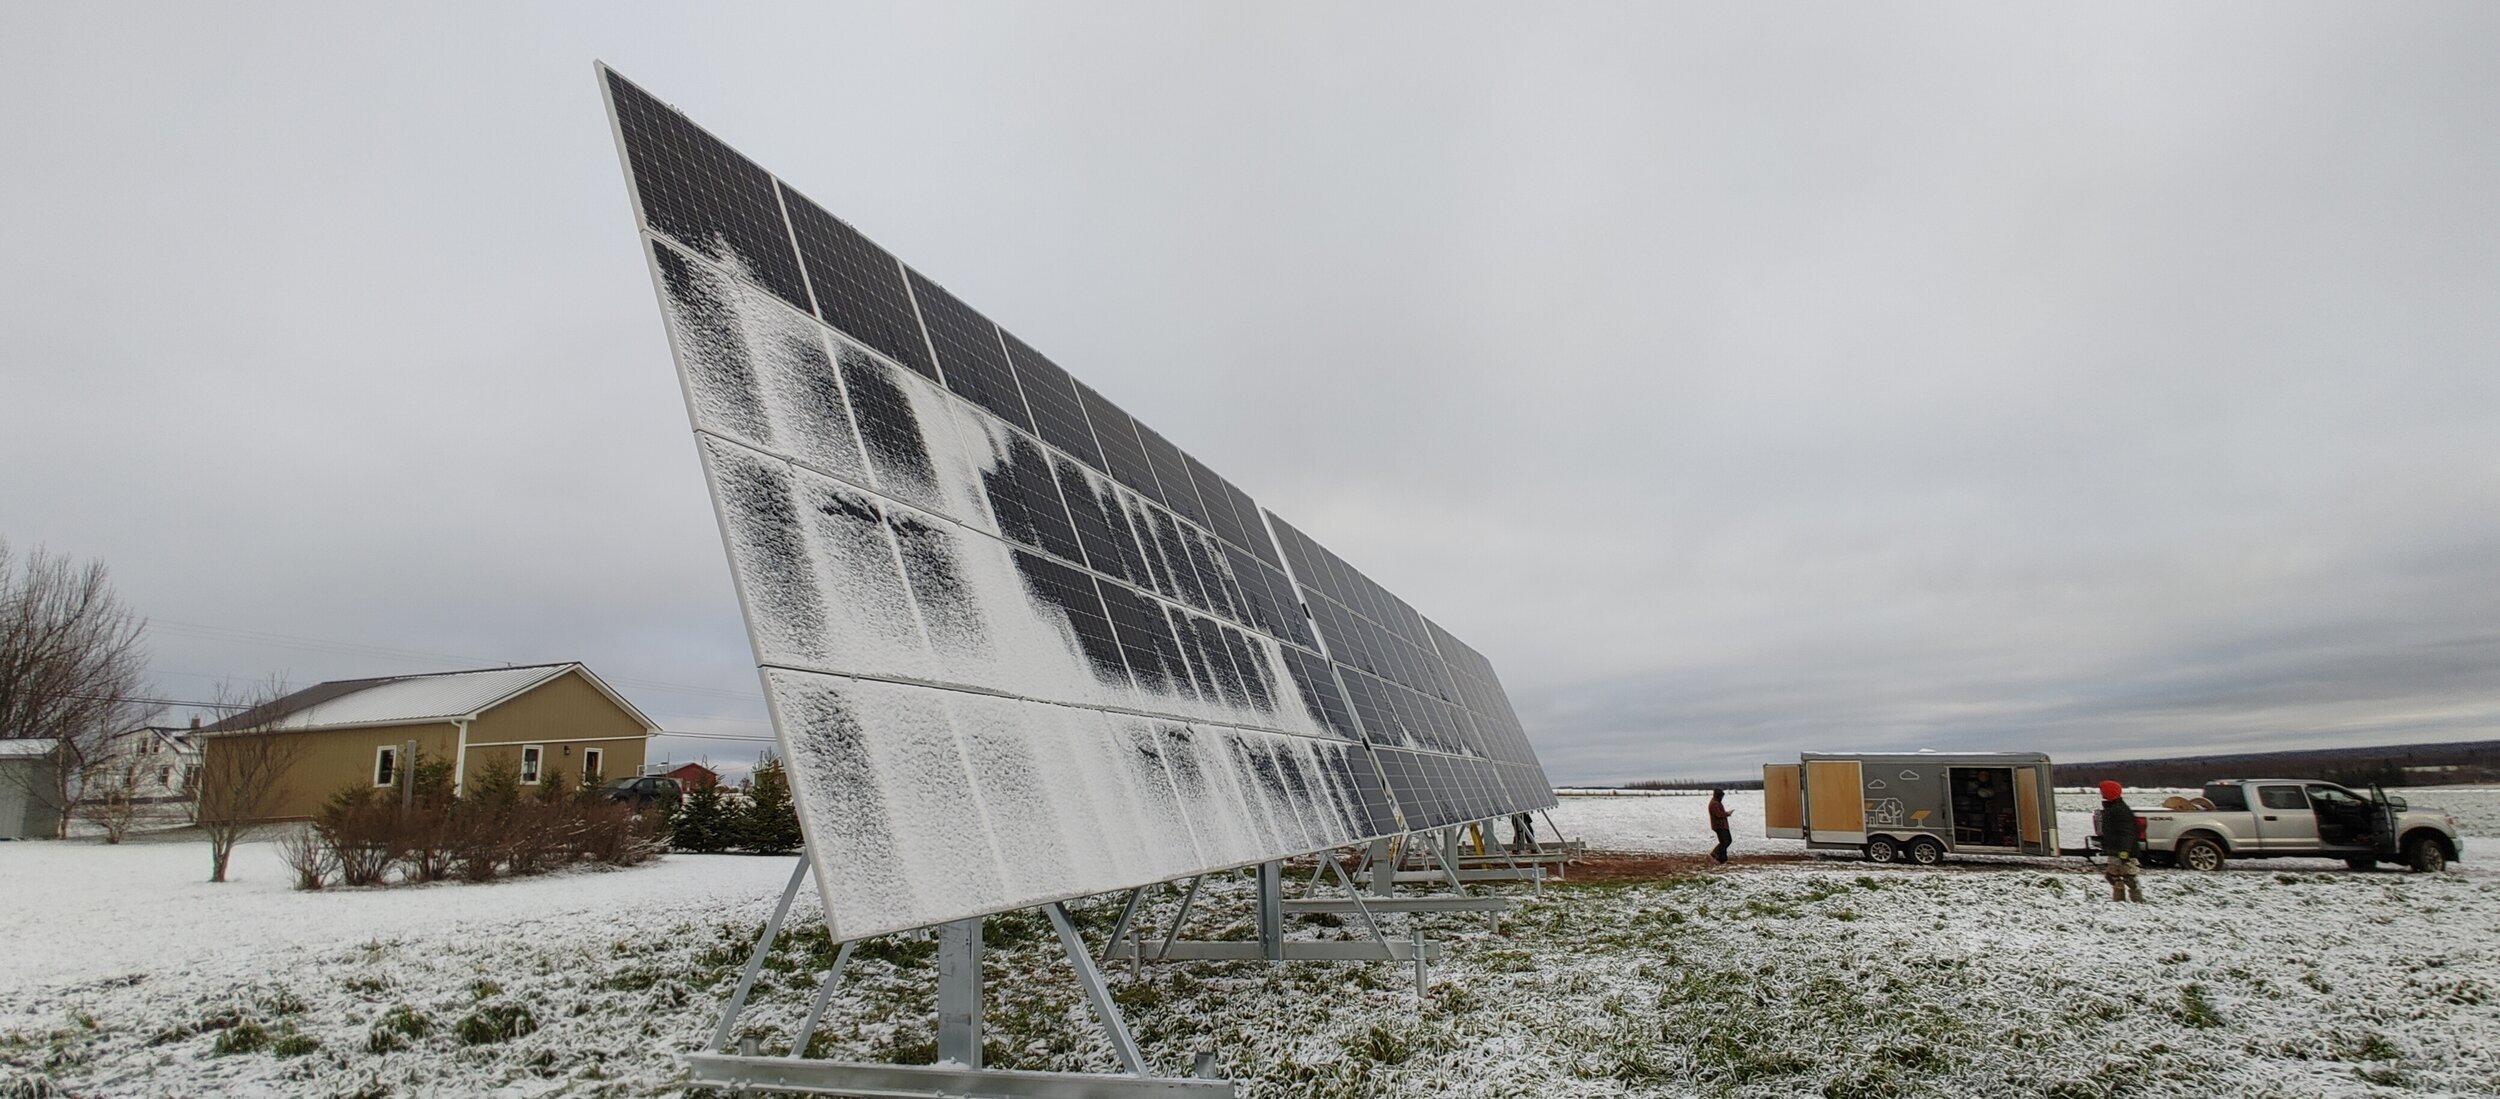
4, 4, 2496, 783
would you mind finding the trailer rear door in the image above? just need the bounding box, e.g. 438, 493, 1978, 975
1804, 759, 1866, 844
2015, 765, 2046, 854
1763, 764, 1802, 839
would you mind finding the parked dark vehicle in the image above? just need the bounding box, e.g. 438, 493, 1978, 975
603, 775, 682, 807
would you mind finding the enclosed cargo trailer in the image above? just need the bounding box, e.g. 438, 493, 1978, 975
1763, 752, 2060, 864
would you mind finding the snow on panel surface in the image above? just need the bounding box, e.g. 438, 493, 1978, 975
605, 64, 1552, 937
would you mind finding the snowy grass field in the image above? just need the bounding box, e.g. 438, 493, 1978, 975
3, 789, 2494, 1098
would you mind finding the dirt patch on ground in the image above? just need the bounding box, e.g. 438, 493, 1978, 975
1559, 851, 1808, 882
1557, 849, 2095, 882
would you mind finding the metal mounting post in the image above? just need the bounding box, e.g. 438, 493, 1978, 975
1106, 852, 1441, 965
1047, 902, 1146, 1076
1098, 887, 1146, 966
788, 939, 856, 1057
1368, 837, 1396, 897
1255, 862, 1284, 961
937, 918, 983, 1069
708, 857, 811, 1052
1322, 854, 1388, 946
687, 887, 1236, 1096
1158, 875, 1205, 961
1412, 926, 1429, 999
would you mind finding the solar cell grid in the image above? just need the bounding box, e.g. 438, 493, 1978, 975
1097, 581, 1193, 699
1182, 454, 1256, 555
1223, 481, 1282, 569
780, 188, 939, 380
1012, 549, 1130, 688
1054, 460, 1137, 585
609, 66, 1553, 941
606, 72, 812, 314
980, 433, 1083, 564
908, 273, 1032, 432
999, 332, 1106, 471
1115, 490, 1177, 601
1133, 424, 1210, 528
1076, 383, 1163, 504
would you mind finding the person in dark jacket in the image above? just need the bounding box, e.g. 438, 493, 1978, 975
2098, 780, 2144, 902
1708, 789, 1733, 864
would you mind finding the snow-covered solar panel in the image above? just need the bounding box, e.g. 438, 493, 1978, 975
602, 65, 1555, 940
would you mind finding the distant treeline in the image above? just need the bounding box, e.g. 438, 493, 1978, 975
1623, 779, 1766, 792
2052, 739, 2500, 790
1611, 739, 2500, 793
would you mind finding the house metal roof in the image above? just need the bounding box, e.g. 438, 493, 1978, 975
200, 663, 657, 734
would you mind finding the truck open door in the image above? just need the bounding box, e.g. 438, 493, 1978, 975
1764, 764, 1802, 839
1804, 758, 1866, 845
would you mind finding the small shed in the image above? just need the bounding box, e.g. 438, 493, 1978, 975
0, 738, 68, 840
196, 663, 659, 822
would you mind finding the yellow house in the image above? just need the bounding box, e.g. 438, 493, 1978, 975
196, 663, 659, 821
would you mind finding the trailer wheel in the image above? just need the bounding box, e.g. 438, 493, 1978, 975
2177, 835, 2226, 872
1907, 838, 1945, 866
1865, 836, 1900, 863
2405, 835, 2449, 874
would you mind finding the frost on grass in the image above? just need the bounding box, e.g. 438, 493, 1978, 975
11, 837, 2497, 1099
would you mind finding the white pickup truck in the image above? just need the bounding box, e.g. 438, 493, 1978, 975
2116, 780, 2463, 873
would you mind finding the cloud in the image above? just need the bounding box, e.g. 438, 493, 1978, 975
2, 4, 2496, 786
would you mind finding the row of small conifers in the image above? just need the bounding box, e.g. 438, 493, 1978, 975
276, 756, 805, 890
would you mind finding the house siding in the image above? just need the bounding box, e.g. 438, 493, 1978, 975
459, 670, 650, 791
195, 668, 654, 822
199, 722, 461, 822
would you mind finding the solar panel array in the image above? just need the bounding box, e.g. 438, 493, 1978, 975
603, 66, 1554, 940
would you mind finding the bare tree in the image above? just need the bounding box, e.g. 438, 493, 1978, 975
194, 678, 308, 883
79, 748, 147, 843
0, 539, 149, 838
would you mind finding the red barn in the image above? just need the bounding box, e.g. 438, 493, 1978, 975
663, 761, 720, 790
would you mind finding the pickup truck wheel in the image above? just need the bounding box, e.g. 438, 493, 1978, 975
1907, 838, 1945, 866
2406, 836, 2449, 874
2177, 836, 2226, 872
1865, 836, 1900, 863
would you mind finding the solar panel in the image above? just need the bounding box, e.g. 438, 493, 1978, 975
604, 66, 1554, 940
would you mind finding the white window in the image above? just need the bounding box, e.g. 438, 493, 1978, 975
519, 745, 543, 785
374, 745, 399, 788
583, 748, 604, 783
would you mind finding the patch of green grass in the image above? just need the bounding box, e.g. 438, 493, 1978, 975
269, 1026, 320, 1057
210, 1019, 268, 1056
364, 1005, 433, 1053
453, 1003, 537, 1046
1345, 1022, 1412, 1065
2174, 983, 2225, 1029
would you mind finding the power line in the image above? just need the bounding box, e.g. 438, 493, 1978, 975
67, 694, 775, 742
145, 618, 766, 704
656, 729, 779, 743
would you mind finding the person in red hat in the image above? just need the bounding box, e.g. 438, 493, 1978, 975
2097, 781, 2145, 901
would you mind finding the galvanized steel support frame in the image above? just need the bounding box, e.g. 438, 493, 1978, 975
693, 860, 1233, 1098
